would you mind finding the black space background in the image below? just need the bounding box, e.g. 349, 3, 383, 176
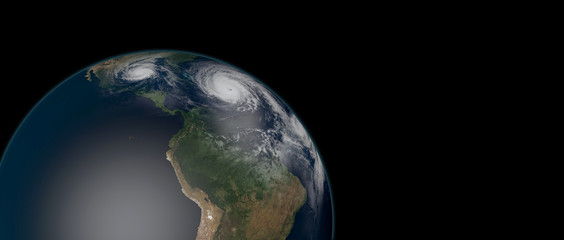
2, 6, 516, 239
1, 7, 528, 239
1, 17, 399, 239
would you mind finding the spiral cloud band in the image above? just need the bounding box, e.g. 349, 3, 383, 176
121, 62, 158, 81
206, 73, 249, 104
192, 63, 260, 111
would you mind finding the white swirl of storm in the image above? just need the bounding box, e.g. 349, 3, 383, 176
120, 62, 158, 81
110, 55, 180, 88
205, 72, 249, 104
192, 63, 260, 111
190, 61, 327, 216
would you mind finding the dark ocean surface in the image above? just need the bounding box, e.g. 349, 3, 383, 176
0, 71, 200, 240
0, 66, 333, 239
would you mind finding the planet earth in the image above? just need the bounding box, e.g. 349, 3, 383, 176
0, 51, 333, 239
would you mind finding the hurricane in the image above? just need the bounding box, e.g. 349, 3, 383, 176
191, 62, 260, 112
75, 52, 333, 239
205, 73, 248, 104
121, 62, 157, 81
94, 53, 182, 90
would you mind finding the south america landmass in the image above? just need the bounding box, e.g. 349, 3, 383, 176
166, 108, 307, 239
86, 54, 308, 239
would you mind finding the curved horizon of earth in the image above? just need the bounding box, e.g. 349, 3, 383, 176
0, 51, 333, 239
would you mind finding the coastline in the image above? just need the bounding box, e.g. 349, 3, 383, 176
166, 150, 224, 240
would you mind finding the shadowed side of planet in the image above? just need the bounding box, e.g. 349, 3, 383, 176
0, 71, 201, 240
0, 50, 334, 240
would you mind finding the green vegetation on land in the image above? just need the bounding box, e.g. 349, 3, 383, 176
170, 108, 307, 239
86, 54, 306, 239
165, 52, 198, 65
136, 91, 178, 115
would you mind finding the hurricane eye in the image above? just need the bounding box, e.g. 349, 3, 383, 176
209, 74, 248, 104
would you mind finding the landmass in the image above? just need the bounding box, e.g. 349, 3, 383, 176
86, 54, 307, 239
167, 149, 224, 240
85, 52, 198, 89
136, 91, 178, 115
85, 52, 154, 88
169, 108, 306, 239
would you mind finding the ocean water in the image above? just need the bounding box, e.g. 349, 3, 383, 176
286, 173, 334, 240
0, 68, 333, 239
0, 71, 201, 240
